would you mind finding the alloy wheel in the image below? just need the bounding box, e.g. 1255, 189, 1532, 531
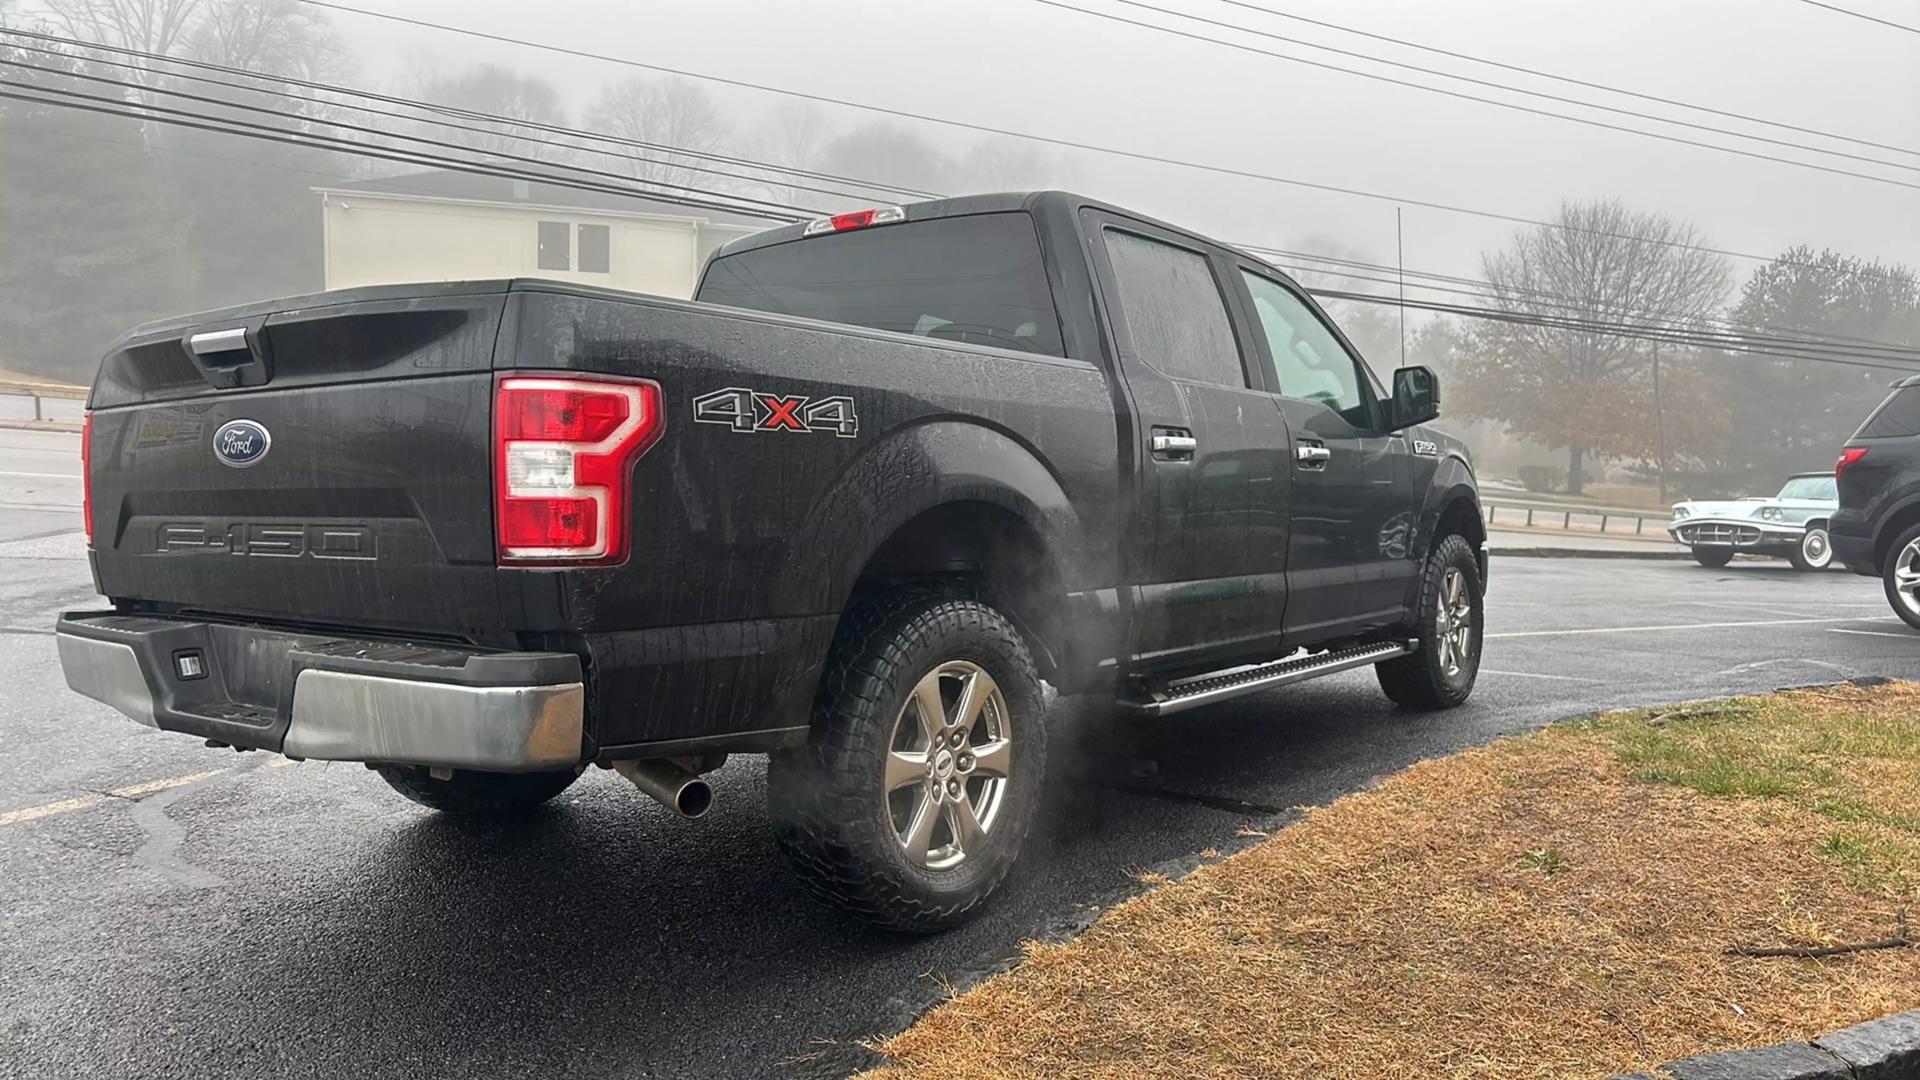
1894, 539, 1920, 617
1435, 566, 1475, 678
883, 660, 1013, 871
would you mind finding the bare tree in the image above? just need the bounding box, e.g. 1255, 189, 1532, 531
958, 135, 1062, 193
749, 101, 840, 208
44, 0, 201, 54
42, 0, 202, 96
818, 122, 951, 200
584, 76, 730, 194
1450, 199, 1732, 494
184, 0, 346, 82
417, 63, 569, 162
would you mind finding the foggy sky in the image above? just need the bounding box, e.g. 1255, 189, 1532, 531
324, 0, 1920, 289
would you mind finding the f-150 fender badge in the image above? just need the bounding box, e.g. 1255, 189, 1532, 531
1413, 439, 1439, 457
692, 387, 859, 438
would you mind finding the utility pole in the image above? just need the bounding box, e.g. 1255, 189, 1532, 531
1653, 341, 1669, 504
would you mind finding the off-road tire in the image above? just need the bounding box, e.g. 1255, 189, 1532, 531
376, 766, 578, 816
1691, 547, 1734, 569
1377, 533, 1483, 710
1882, 522, 1920, 631
1788, 526, 1833, 572
767, 595, 1047, 933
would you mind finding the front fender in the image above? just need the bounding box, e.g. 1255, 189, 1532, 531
775, 418, 1094, 616
1412, 453, 1481, 563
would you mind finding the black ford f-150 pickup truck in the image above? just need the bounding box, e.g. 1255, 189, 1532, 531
58, 191, 1485, 931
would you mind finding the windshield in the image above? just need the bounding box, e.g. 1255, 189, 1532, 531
696, 211, 1065, 357
1776, 476, 1836, 501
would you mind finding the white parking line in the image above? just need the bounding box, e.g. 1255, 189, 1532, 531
1489, 616, 1891, 640
0, 470, 80, 480
1481, 669, 1604, 683
1828, 628, 1915, 640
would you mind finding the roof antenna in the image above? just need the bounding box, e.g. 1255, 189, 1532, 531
1396, 206, 1407, 371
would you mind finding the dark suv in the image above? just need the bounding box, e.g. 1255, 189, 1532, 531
1833, 374, 1920, 627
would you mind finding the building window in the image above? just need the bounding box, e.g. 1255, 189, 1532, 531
578, 224, 611, 274
537, 220, 570, 271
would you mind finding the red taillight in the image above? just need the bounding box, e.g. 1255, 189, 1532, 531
81, 412, 94, 548
1837, 446, 1869, 481
802, 205, 906, 236
493, 375, 662, 566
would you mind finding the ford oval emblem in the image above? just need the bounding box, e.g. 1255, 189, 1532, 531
212, 418, 271, 468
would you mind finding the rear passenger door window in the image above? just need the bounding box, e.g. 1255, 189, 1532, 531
1102, 229, 1248, 388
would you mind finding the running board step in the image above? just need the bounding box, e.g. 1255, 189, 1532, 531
1118, 641, 1417, 716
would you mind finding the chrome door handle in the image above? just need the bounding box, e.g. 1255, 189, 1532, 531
1296, 444, 1332, 464
1152, 433, 1198, 456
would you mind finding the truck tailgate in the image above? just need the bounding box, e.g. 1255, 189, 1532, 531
87, 283, 510, 638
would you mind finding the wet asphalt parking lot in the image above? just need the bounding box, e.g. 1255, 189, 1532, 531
2, 425, 1916, 1079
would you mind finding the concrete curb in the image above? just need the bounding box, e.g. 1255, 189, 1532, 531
0, 418, 83, 433
1491, 546, 1694, 560
1609, 1008, 1920, 1079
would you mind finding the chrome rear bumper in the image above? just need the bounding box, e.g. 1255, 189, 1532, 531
56, 612, 584, 771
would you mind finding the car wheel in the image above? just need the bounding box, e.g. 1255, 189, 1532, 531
1377, 533, 1483, 710
1788, 527, 1834, 572
376, 766, 579, 816
767, 595, 1047, 933
1691, 547, 1734, 568
1882, 524, 1920, 630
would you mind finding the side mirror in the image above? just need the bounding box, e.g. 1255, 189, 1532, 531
1388, 365, 1440, 431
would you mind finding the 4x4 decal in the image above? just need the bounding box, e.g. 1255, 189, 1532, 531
692, 387, 860, 438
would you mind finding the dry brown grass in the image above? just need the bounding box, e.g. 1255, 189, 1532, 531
865, 683, 1920, 1079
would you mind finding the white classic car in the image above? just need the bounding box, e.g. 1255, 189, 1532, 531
1667, 472, 1839, 570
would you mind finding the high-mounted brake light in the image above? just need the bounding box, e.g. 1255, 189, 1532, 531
802, 205, 906, 236
1837, 446, 1869, 481
81, 412, 94, 549
494, 375, 663, 566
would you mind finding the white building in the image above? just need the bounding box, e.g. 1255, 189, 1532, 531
314, 171, 771, 298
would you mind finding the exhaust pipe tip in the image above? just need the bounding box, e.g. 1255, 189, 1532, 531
614, 758, 713, 819
676, 778, 714, 819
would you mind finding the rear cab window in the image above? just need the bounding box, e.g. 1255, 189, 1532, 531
695, 212, 1065, 358
1855, 385, 1920, 439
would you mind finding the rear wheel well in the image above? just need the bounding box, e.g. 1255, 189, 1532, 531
845, 502, 1062, 678
1875, 504, 1920, 570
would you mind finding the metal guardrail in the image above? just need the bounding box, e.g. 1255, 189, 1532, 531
1484, 501, 1666, 536
0, 379, 87, 422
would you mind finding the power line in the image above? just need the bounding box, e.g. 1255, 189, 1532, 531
0, 81, 805, 222
1281, 263, 1920, 369
1031, 0, 1920, 190
1316, 288, 1920, 372
0, 51, 875, 211
294, 0, 1913, 281
1795, 0, 1920, 34
0, 26, 939, 204
1204, 0, 1920, 158
17, 27, 1914, 364
1244, 243, 1920, 359
5, 37, 1909, 371
1052, 0, 1920, 176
